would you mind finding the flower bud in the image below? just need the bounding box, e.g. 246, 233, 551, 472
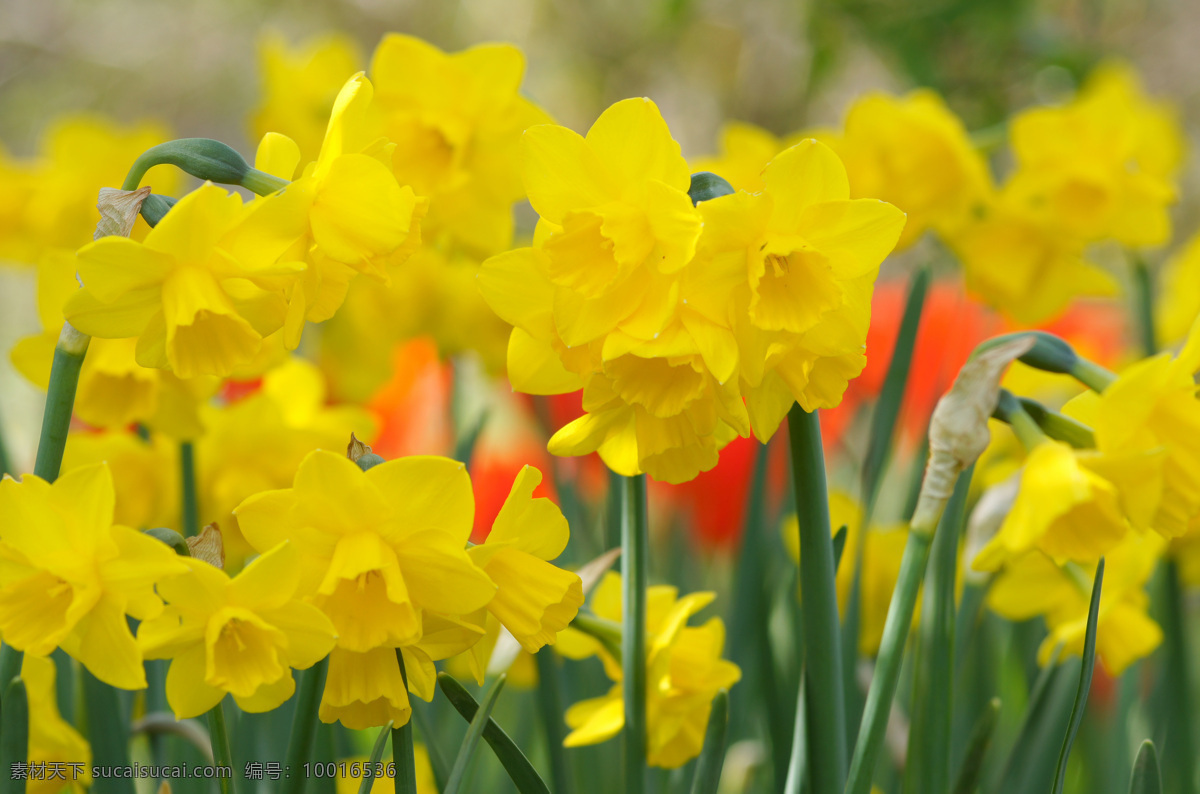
122, 138, 288, 196
687, 171, 735, 205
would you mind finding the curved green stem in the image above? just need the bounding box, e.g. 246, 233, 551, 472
33, 324, 90, 482
786, 405, 846, 794
621, 474, 649, 794
207, 700, 236, 794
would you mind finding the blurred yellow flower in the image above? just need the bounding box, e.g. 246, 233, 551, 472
0, 115, 179, 266
23, 653, 91, 794
64, 183, 303, 378
691, 121, 806, 194
252, 32, 361, 165
335, 747, 437, 794
782, 490, 909, 655
0, 464, 186, 689
138, 541, 336, 718
558, 572, 740, 768
1005, 62, 1184, 249
946, 189, 1118, 324
60, 428, 178, 531
986, 533, 1163, 675
195, 357, 375, 564
1156, 228, 1200, 348
369, 34, 551, 256
834, 90, 991, 250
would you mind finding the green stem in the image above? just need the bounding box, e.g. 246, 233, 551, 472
570, 611, 624, 659
845, 468, 964, 794
0, 678, 28, 794
240, 168, 290, 196
282, 657, 328, 794
1161, 559, 1195, 794
786, 405, 846, 794
392, 651, 419, 794
33, 324, 90, 482
180, 441, 200, 536
1132, 258, 1157, 356
904, 465, 973, 794
534, 649, 573, 794
1072, 359, 1117, 393
207, 699, 236, 794
621, 474, 649, 794
0, 403, 12, 477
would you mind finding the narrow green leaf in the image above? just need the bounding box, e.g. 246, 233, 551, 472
787, 405, 847, 794
437, 673, 550, 794
282, 657, 328, 794
1159, 559, 1195, 794
621, 474, 650, 794
357, 721, 394, 794
443, 675, 507, 794
905, 465, 973, 794
83, 668, 135, 794
783, 677, 807, 794
861, 265, 929, 513
0, 678, 29, 794
534, 649, 573, 794
1051, 558, 1105, 794
689, 690, 729, 794
410, 701, 450, 790
832, 525, 848, 572
453, 409, 489, 471
951, 697, 1000, 794
988, 645, 1071, 793
1129, 740, 1162, 794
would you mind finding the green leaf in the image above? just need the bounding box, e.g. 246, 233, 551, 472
357, 721, 394, 794
410, 702, 450, 790
988, 645, 1074, 793
83, 669, 135, 794
832, 525, 848, 572
437, 673, 550, 794
1158, 560, 1195, 794
1051, 558, 1104, 794
787, 405, 847, 794
0, 678, 29, 794
783, 678, 807, 794
951, 697, 1000, 794
282, 657, 328, 794
1129, 740, 1162, 794
689, 690, 729, 794
534, 649, 573, 794
905, 465, 973, 794
443, 675, 507, 794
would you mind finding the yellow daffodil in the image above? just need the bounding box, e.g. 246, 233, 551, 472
196, 357, 375, 564
252, 32, 361, 165
138, 541, 336, 718
1005, 62, 1183, 249
834, 90, 991, 249
63, 182, 304, 378
0, 115, 178, 266
60, 429, 178, 531
368, 34, 551, 256
1156, 228, 1200, 348
696, 139, 906, 439
23, 654, 92, 794
558, 572, 740, 768
1066, 320, 1200, 538
986, 532, 1164, 675
252, 73, 425, 348
946, 187, 1118, 324
972, 440, 1141, 570
467, 465, 584, 652
0, 464, 187, 688
234, 449, 495, 653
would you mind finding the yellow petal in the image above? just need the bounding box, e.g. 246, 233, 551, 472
255, 132, 301, 180
585, 98, 690, 193
233, 670, 296, 713
397, 530, 496, 615
75, 237, 174, 303
166, 645, 226, 719
521, 124, 614, 223
764, 139, 851, 227
507, 328, 584, 395
367, 456, 475, 545
61, 597, 147, 690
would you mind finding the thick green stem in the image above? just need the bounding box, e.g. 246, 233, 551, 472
392, 652, 419, 794
786, 405, 846, 794
534, 649, 573, 794
282, 657, 328, 794
1161, 559, 1195, 794
33, 324, 90, 482
1072, 359, 1117, 393
207, 700, 236, 794
621, 474, 649, 794
180, 441, 200, 536
1133, 259, 1158, 357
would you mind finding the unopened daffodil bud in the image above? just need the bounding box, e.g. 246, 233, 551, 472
121, 138, 288, 196
687, 171, 735, 205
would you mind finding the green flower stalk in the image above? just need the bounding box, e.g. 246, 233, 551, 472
621, 474, 649, 794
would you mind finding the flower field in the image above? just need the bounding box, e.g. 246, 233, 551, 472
1, 2, 1199, 794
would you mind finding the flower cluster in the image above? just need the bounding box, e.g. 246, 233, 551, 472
557, 572, 741, 768
697, 63, 1184, 325
480, 98, 905, 482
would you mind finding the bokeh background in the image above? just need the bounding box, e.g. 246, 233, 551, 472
1, 0, 1199, 466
